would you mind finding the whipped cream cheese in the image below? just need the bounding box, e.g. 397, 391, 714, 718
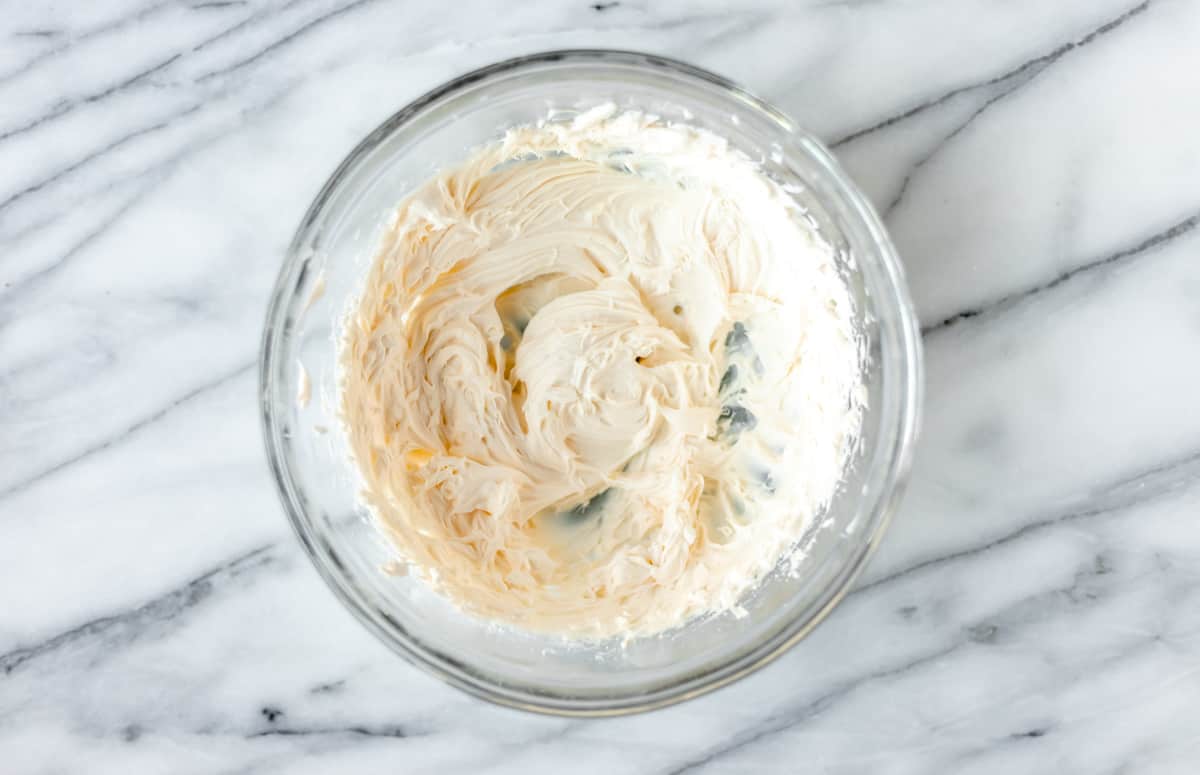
340, 108, 863, 638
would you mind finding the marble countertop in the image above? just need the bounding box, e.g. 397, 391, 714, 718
4, 0, 1200, 772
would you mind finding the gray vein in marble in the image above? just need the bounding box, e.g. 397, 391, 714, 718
0, 52, 183, 142
663, 642, 963, 774
878, 0, 1151, 219
0, 177, 164, 301
921, 208, 1200, 335
664, 618, 1109, 775
0, 3, 321, 215
657, 448, 1200, 773
1, 77, 304, 292
0, 359, 254, 500
656, 11, 769, 52
3, 102, 199, 242
941, 653, 1148, 773
674, 614, 1171, 775
0, 543, 275, 676
961, 552, 1122, 645
188, 0, 306, 57
829, 0, 1151, 149
857, 446, 1200, 598
308, 679, 347, 695
0, 0, 765, 215
952, 617, 1200, 772
245, 722, 414, 740
196, 0, 379, 82
11, 30, 63, 39
0, 0, 172, 85
382, 7, 770, 58
0, 102, 203, 213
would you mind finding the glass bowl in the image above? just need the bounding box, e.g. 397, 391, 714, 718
260, 50, 922, 716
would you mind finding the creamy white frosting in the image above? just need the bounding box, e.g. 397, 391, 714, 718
340, 108, 863, 638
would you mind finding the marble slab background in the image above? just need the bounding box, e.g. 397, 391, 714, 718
2, 0, 1199, 772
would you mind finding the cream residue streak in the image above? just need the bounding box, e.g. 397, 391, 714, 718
296, 361, 311, 408
340, 108, 863, 639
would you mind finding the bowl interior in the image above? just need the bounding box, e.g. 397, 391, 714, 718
261, 51, 920, 715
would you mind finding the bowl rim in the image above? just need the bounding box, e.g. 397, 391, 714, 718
260, 48, 923, 717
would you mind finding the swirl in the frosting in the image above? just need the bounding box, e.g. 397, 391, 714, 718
340, 109, 863, 638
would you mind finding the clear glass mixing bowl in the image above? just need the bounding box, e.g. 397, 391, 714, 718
260, 50, 922, 715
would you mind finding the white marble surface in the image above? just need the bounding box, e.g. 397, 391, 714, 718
3, 0, 1200, 771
